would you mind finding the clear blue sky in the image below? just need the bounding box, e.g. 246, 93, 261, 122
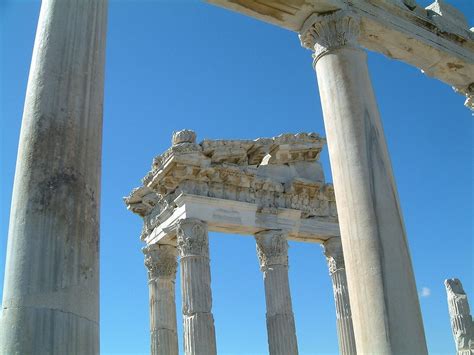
1, 1, 472, 354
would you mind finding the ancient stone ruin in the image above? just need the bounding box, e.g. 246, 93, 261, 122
1, 0, 472, 354
445, 278, 474, 355
125, 130, 355, 354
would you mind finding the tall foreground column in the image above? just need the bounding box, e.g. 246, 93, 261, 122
255, 230, 298, 355
299, 11, 427, 354
143, 244, 179, 355
322, 239, 356, 355
177, 219, 217, 355
0, 1, 108, 353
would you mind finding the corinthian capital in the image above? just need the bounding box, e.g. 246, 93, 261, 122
176, 218, 209, 257
322, 238, 345, 275
255, 230, 289, 271
143, 244, 178, 280
299, 11, 360, 63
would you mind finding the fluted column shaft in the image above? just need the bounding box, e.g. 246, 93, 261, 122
255, 230, 298, 355
299, 11, 427, 354
322, 239, 356, 355
177, 219, 217, 355
143, 244, 179, 355
0, 1, 107, 353
445, 278, 474, 354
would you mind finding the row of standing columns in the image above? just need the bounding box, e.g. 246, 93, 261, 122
143, 218, 356, 355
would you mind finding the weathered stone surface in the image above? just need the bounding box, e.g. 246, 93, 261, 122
172, 129, 197, 145
300, 10, 427, 354
142, 193, 340, 247
125, 131, 343, 354
256, 230, 298, 355
425, 0, 469, 38
300, 11, 360, 64
143, 244, 179, 355
125, 131, 338, 244
445, 278, 474, 355
322, 239, 356, 355
177, 219, 217, 355
0, 0, 108, 353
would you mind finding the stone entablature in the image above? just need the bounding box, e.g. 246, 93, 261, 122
125, 131, 338, 243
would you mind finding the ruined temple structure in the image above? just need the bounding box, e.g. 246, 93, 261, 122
445, 279, 474, 355
1, 0, 472, 353
125, 130, 356, 355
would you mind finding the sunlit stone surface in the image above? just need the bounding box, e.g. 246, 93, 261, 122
125, 130, 347, 354
445, 278, 474, 355
322, 238, 356, 355
300, 11, 427, 354
256, 230, 298, 355
143, 244, 179, 355
0, 1, 107, 353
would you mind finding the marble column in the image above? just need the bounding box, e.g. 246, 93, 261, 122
255, 230, 298, 355
143, 244, 179, 355
299, 11, 427, 354
177, 218, 217, 355
322, 238, 356, 355
0, 1, 107, 354
444, 278, 474, 354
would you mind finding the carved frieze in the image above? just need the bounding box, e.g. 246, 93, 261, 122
125, 130, 338, 241
124, 186, 160, 217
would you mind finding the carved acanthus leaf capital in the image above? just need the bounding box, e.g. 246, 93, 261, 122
255, 230, 289, 271
299, 11, 361, 64
177, 218, 209, 257
322, 238, 345, 275
143, 244, 178, 280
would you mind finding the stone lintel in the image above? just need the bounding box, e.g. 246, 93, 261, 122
206, 0, 474, 100
144, 193, 340, 246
